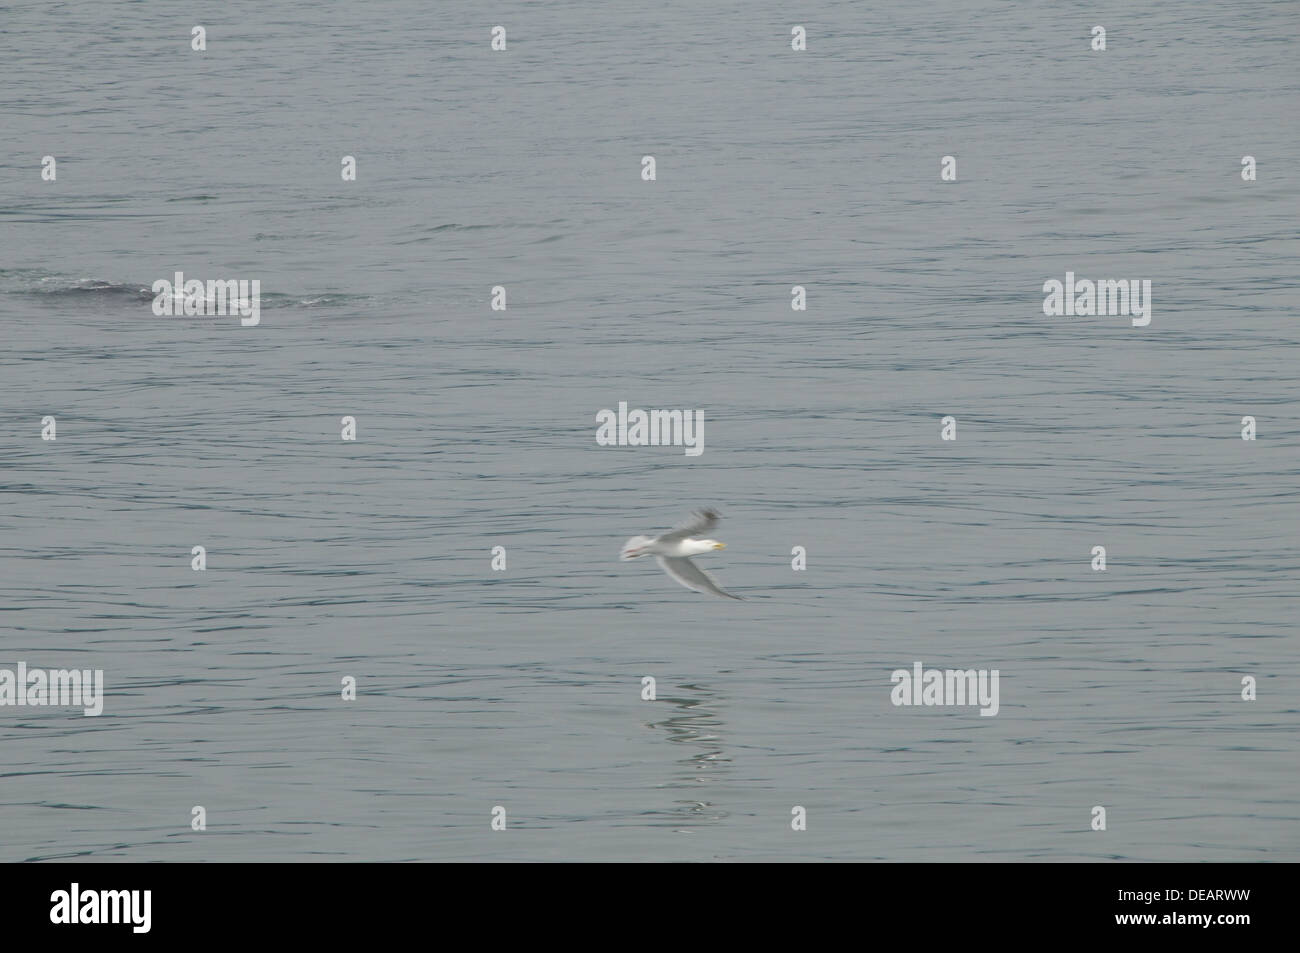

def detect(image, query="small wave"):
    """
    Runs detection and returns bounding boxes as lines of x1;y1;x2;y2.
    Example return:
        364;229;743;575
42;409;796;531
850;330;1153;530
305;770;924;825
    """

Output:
3;273;371;311
16;276;154;301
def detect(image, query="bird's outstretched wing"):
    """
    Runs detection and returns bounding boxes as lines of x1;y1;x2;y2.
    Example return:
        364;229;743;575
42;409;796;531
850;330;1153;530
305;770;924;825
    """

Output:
656;556;742;600
656;509;720;544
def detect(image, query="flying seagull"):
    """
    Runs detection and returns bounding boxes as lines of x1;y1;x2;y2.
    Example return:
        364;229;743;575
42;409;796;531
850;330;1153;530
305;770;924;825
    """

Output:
620;509;742;600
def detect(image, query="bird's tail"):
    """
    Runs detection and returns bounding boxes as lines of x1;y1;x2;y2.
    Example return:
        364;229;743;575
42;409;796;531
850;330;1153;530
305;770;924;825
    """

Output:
620;535;654;560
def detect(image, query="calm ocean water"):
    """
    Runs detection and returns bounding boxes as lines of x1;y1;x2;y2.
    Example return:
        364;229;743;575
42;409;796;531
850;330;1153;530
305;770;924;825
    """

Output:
1;1;1297;861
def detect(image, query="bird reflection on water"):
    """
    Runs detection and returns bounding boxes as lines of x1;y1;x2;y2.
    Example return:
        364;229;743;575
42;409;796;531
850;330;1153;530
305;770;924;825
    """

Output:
647;682;731;827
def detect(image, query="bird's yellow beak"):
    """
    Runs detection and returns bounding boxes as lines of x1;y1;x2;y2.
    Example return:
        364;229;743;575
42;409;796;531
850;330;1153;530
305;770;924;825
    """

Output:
713;542;726;550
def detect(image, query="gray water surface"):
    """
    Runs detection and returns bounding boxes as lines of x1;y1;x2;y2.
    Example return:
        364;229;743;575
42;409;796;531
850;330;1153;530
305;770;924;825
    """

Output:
1;1;1297;861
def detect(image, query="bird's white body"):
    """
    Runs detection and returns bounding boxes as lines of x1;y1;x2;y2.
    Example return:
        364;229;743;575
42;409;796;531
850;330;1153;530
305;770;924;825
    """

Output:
622;536;721;559
620;510;741;600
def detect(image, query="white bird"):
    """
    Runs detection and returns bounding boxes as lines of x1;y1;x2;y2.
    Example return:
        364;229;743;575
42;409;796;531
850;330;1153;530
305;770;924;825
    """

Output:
620;509;742;600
